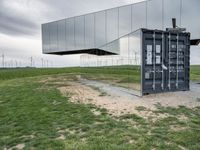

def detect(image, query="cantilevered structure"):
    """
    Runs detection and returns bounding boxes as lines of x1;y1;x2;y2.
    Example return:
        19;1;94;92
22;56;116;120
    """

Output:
41;0;199;96
42;0;200;56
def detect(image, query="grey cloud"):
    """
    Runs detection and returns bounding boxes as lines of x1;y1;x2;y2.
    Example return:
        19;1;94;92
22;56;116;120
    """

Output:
0;1;38;36
0;0;63;36
0;0;132;37
41;0;132;22
0;12;38;36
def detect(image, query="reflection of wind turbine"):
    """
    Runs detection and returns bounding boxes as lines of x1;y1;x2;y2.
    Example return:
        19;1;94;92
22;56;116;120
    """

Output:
1;53;5;68
134;51;138;65
41;58;44;67
30;57;33;67
15;60;18;68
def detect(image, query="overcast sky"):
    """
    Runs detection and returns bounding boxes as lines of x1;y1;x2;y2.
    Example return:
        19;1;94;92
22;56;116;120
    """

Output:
0;0;199;67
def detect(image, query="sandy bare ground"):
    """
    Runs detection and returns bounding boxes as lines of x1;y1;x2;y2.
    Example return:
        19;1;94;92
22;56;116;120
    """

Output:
58;79;200;117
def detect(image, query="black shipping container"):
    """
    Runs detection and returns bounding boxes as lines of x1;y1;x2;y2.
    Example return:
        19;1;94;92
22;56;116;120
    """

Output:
141;29;190;95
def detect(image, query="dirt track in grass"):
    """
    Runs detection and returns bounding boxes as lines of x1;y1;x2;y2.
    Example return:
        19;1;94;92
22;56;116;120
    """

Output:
58;79;200;118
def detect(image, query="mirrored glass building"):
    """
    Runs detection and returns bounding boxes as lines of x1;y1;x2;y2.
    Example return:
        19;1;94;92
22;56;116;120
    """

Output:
42;0;199;96
42;0;200;55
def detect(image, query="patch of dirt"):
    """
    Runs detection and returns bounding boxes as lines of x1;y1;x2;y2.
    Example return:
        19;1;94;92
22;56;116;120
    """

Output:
58;129;76;135
15;144;25;150
58;80;200;118
170;125;188;132
128;140;135;144
58;82;148;117
7;143;25;150
20;134;35;139
177;114;189;122
91;109;101;116
39;75;78;85
178;145;187;150
144;112;170;122
56;134;65;140
39;77;54;83
142;92;200;108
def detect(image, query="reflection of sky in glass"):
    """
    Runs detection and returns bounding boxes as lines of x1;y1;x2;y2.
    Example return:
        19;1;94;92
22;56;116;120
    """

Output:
120;37;129;56
58;20;66;52
66;18;75;50
43;0;200;65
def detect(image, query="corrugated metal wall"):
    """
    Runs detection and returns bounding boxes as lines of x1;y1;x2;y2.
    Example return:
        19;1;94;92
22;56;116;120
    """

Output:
142;29;190;95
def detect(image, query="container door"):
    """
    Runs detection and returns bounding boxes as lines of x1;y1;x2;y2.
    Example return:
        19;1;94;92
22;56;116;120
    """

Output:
165;33;190;92
142;31;164;94
142;29;190;95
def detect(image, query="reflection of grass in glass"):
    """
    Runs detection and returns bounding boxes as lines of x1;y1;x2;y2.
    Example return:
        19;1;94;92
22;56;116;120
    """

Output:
81;65;141;91
190;65;200;82
0;66;141;91
0;65;199;82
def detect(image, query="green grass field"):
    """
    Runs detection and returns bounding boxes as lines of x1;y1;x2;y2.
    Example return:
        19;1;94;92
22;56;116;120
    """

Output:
0;66;200;149
190;65;200;81
0;66;141;91
1;65;199;82
0;66;140;82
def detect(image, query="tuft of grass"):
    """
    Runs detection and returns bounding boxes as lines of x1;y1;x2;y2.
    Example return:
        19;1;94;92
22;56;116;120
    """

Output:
190;65;200;81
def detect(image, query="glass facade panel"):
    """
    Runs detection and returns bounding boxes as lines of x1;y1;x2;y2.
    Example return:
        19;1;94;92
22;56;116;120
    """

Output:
75;16;85;50
42;0;200;96
85;14;95;48
129;30;141;66
106;8;119;43
164;0;181;29
100;39;120;54
41;25;45;52
119;36;129;56
42;24;49;53
129;30;141;94
95;11;106;47
98;30;142;95
49;21;58;52
66;18;75;50
132;2;147;31
182;0;200;39
147;0;162;30
119;5;132;37
43;0;200;54
57;20;66;52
